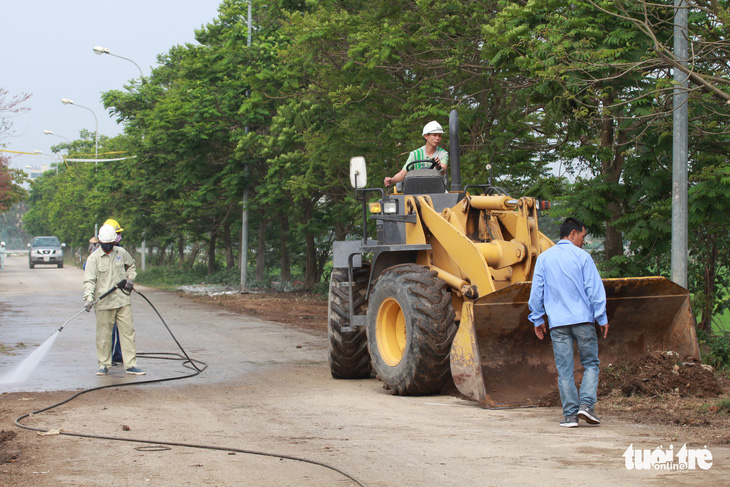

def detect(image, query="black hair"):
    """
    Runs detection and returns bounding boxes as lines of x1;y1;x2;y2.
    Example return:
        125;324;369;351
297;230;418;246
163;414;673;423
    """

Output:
559;217;585;239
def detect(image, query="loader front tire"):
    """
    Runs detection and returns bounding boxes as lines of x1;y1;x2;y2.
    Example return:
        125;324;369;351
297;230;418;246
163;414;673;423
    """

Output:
328;265;372;379
367;264;456;395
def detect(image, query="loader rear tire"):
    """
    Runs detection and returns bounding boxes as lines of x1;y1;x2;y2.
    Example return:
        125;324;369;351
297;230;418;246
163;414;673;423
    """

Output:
367;264;456;395
328;265;372;379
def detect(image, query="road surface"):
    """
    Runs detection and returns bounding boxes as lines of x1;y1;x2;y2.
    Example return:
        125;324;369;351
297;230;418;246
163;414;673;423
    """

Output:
0;254;726;486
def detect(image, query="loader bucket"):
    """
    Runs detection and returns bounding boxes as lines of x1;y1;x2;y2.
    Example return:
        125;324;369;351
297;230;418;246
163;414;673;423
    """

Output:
450;277;700;408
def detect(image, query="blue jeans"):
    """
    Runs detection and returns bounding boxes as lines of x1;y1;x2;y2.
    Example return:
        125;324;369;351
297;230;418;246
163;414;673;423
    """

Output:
112;323;123;363
550;323;599;417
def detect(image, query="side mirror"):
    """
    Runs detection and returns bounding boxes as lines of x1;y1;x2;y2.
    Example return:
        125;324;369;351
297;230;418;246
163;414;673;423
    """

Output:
349;156;367;189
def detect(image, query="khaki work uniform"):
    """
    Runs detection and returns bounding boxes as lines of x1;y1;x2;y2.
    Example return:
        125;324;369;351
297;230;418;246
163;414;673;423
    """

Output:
83;246;138;369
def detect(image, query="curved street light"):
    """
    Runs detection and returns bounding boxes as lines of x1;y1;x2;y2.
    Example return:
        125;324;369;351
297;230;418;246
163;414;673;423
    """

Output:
93;46;145;79
92;45;148;270
43;129;72;144
61;98;98;164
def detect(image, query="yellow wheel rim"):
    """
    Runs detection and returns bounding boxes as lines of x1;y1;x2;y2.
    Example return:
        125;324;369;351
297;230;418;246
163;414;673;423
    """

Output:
376;297;407;366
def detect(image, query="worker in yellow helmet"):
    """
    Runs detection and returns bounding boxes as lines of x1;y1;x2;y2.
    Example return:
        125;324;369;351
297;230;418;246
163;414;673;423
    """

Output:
104;218;124;246
103;218;125;365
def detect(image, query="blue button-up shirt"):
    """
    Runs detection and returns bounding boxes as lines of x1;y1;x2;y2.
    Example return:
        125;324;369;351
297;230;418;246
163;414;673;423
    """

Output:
528;239;608;328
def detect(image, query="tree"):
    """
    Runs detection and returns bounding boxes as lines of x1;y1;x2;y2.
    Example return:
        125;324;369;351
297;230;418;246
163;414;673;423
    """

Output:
486;0;730;327
0;156;28;212
0;88;31;212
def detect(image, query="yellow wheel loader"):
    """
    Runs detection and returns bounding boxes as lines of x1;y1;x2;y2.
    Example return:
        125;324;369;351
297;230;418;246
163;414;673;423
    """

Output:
328;111;700;407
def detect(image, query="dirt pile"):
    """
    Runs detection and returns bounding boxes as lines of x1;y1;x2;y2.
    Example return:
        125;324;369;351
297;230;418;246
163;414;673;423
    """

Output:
599;351;724;398
539;351;724;407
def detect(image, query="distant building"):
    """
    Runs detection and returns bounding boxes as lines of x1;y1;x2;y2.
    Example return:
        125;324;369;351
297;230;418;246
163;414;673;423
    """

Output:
24;164;49;180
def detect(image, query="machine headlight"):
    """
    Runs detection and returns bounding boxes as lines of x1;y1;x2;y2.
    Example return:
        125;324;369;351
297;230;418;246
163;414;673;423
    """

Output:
383;201;397;214
369;202;382;214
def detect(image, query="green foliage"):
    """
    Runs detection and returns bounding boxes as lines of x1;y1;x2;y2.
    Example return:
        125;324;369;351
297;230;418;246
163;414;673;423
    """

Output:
19;0;730;313
697;330;730;371
0;156;28;213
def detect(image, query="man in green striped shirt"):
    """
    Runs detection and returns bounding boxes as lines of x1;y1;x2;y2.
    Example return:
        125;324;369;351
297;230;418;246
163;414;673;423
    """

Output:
384;121;448;188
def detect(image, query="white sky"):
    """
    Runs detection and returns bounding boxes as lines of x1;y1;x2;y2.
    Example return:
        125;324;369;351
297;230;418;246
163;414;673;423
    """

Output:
1;0;223;171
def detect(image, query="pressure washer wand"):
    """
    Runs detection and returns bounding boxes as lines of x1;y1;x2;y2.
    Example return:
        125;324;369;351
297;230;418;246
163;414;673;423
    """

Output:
57;280;127;333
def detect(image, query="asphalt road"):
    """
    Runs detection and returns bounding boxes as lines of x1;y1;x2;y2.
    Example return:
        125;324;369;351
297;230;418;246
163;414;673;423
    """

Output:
0;254;727;486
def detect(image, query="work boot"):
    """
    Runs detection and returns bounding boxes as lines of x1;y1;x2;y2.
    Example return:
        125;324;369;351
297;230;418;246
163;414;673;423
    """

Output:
577;404;601;425
560;415;578;428
96;366;108;376
125;366;146;376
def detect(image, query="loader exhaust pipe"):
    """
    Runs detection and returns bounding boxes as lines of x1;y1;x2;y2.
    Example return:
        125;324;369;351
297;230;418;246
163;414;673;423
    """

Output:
449;109;461;192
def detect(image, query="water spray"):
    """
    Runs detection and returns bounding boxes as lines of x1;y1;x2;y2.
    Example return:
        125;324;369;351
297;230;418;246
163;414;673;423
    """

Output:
0;281;125;385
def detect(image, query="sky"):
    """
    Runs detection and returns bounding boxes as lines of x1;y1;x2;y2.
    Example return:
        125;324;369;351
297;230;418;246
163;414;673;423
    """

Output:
1;0;224;173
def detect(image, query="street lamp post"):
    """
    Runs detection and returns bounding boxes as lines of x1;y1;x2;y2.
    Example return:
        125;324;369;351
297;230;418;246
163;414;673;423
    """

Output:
43;129;72;144
61;98;99;237
92;45;147;271
43;131;70;174
61;98;98;164
93;46;145;80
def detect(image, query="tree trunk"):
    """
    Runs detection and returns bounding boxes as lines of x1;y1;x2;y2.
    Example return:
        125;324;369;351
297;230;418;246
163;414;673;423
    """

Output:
157;245;167;265
279;215;291;283
223;222;234;269
333;195;348;241
302;204;322;290
207;232;217;276
256;218;266;282
600;103;625;263
699;237;718;334
188;242;201;269
304;231;317;290
178;236;185;263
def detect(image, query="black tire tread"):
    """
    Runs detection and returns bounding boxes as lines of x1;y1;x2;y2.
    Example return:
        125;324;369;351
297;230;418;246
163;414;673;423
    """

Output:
368;264;456;395
328;265;372;379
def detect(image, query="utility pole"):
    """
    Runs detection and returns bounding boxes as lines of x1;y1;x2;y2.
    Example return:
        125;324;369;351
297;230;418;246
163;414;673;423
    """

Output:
240;0;252;293
672;0;688;288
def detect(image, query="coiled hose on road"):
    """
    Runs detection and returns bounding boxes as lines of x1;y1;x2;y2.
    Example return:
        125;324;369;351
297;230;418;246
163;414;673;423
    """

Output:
14;287;366;487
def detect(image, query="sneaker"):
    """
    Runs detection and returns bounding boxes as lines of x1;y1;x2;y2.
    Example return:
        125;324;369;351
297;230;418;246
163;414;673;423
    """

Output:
125;366;146;376
96;366;108;376
560;415;579;428
577;404;601;425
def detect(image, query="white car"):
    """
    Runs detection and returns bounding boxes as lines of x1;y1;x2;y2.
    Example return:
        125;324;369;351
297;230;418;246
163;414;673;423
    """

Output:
28;236;65;268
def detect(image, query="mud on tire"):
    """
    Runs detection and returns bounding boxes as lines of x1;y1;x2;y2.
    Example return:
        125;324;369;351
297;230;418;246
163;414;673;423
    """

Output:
367;264;456;395
328;265;372;379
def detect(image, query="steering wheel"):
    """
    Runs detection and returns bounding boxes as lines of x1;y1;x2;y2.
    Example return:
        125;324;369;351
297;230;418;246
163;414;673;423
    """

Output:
405;159;439;172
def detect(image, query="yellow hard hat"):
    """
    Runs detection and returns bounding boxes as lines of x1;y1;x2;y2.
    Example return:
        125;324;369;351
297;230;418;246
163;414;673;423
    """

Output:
104;218;123;233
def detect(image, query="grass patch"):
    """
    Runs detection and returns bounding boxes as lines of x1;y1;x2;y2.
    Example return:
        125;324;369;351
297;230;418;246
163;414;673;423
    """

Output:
700;397;730;415
135;265;242;291
135;265;319;294
713;308;730;334
717;397;730;414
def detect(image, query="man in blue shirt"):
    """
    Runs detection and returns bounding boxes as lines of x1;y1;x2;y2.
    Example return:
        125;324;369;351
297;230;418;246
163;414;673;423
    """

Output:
528;217;609;428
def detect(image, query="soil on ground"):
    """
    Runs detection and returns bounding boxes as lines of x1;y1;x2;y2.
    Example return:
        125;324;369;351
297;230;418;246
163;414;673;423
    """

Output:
194;291;730;446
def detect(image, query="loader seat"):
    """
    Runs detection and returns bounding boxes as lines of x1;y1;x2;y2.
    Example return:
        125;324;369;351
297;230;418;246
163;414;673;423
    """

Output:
402;168;446;194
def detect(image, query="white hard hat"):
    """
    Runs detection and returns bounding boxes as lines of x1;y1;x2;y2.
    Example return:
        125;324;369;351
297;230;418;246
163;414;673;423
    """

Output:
0;241;4;246
422;121;444;136
98;224;117;243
